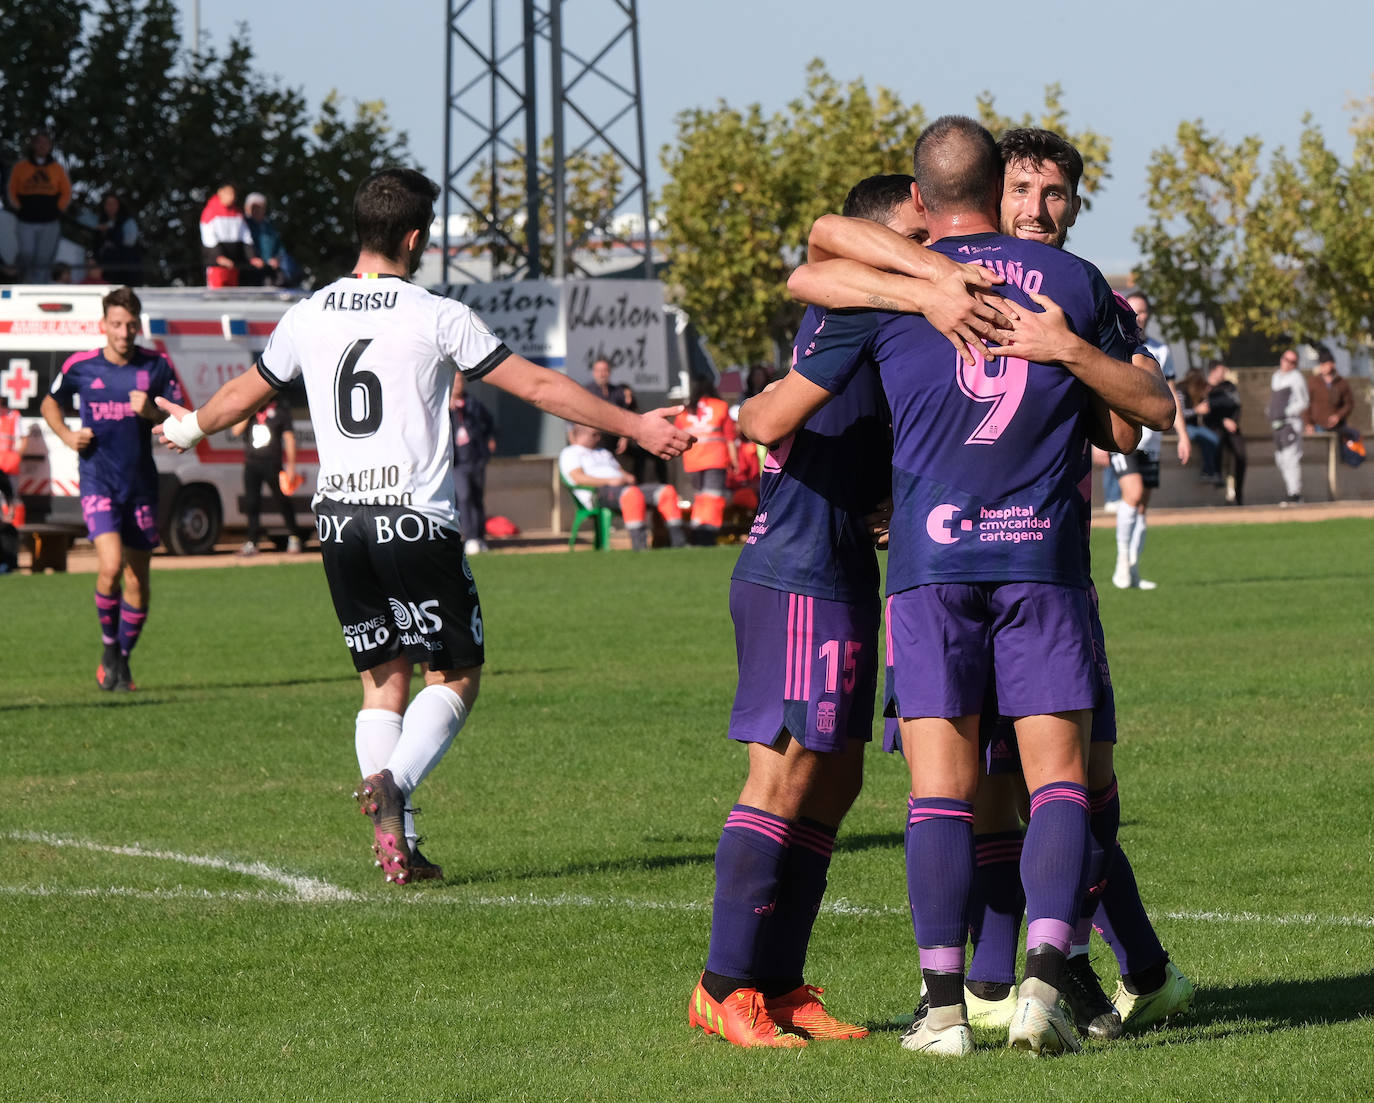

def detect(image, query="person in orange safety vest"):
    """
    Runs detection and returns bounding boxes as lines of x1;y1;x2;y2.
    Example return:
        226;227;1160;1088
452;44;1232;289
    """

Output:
674;377;738;545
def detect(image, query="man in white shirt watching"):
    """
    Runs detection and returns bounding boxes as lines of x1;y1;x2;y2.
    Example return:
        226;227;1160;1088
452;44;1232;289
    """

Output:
559;422;687;549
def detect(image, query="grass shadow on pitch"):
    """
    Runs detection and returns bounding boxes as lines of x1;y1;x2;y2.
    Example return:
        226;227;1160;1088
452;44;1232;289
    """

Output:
1116;971;1374;1049
441;850;717;888
0;673;360;713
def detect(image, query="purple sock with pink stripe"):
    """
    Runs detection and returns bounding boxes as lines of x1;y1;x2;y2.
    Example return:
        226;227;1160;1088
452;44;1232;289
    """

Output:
1022;781;1090;957
758;816;836;993
1075;777;1122;945
95;590;120;648
704;804;790;983
906;794;974;1003
1093;844;1166;976
117;599;148;657
968;831;1025;986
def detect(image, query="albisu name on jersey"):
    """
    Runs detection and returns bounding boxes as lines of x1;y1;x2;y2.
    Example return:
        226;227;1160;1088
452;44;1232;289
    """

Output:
320;289;400;312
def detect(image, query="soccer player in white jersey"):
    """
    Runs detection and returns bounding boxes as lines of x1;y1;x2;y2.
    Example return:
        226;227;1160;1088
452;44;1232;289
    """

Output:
156;167;693;884
1108;291;1190;590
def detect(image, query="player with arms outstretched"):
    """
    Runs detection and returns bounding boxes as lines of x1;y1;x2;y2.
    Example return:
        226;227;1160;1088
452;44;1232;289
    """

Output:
157;167;692;884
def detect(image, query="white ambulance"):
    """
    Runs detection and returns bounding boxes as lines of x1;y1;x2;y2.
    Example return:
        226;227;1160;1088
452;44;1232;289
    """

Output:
0;284;314;554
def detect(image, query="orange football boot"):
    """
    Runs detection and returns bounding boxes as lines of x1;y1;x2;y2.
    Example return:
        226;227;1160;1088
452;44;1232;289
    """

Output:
767;984;869;1040
688;977;807;1048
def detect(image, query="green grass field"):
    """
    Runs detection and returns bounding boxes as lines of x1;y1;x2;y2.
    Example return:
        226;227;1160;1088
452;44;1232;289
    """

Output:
3;519;1373;1102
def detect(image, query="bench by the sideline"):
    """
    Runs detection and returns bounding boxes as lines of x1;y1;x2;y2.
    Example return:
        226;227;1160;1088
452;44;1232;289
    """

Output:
18;522;86;572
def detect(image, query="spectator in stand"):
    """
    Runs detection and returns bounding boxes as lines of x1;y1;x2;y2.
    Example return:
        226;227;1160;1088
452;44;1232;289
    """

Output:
559;423;686;549
92;192;141;285
231;396;306;555
1269;349;1309;505
674;376;737;545
1178;367;1222;484
583;355;666;485
450;372;496;556
243;192;298;287
1305;346;1354;434
200;181;263;288
1199;359;1246;505
79;255;107;284
583;356;634;449
7;129;71;282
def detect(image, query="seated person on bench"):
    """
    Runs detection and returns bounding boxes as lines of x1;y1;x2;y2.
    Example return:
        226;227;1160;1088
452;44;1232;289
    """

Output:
558;422;686;550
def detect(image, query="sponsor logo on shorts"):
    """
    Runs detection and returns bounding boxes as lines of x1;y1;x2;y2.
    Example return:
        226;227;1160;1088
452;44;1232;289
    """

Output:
386;596;446;651
342;614;391;654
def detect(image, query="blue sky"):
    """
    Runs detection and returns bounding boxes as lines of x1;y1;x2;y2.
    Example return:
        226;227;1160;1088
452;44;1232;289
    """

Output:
179;0;1374;274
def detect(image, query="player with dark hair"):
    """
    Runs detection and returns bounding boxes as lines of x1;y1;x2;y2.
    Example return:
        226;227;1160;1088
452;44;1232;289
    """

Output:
785;126;1193;1041
157;166;693;886
740;115;1172;1057
41;286;182;691
689;173;918;1049
839;173;920;225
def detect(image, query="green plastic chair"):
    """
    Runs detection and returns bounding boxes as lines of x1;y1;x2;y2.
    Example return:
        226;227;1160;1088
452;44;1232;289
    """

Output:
560;469;614;550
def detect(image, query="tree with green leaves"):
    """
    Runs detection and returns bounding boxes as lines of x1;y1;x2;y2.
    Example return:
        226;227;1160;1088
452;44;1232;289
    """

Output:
1135;93;1374;369
0;0;413;286
1132;121;1264;367
658;61;1111;366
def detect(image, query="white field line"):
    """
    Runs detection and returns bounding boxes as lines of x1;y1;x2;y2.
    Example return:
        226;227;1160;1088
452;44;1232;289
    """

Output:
5;830;358;902
5;833;1373;931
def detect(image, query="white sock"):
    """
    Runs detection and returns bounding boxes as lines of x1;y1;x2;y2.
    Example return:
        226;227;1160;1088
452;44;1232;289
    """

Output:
1114;506;1134;565
355;709;402;778
386;684;469;796
1128;510;1147;567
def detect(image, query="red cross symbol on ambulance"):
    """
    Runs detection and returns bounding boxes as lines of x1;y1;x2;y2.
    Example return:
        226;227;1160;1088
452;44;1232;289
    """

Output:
1;360;39;409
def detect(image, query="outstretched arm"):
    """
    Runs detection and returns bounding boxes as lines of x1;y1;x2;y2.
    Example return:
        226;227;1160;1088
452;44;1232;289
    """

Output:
482;354;692;459
155;368;277;450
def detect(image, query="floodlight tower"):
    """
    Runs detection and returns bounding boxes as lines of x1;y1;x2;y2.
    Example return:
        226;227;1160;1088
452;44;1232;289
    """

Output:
441;0;653;283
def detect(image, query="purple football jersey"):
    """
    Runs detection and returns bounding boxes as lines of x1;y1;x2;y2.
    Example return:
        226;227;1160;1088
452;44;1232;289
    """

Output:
794;233;1134;593
50;346;182;498
731;305;890;606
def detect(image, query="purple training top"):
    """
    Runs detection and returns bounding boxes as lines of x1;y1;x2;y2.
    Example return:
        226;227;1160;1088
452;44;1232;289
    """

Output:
50;346;182;499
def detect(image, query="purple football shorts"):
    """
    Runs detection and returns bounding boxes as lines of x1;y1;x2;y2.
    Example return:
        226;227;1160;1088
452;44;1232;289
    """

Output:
883;581;1096;720
81;492;160;551
728;579;879;753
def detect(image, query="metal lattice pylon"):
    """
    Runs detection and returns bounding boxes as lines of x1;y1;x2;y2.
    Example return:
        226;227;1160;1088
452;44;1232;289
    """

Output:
441;0;652;283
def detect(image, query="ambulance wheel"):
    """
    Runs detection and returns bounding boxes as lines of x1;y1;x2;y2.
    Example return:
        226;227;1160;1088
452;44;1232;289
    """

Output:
166;484;222;556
